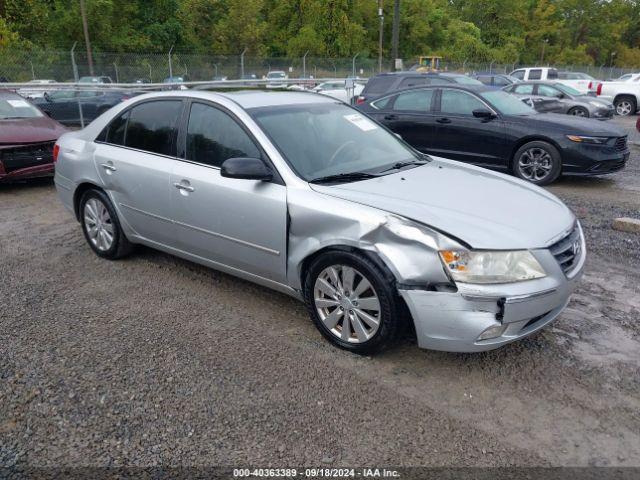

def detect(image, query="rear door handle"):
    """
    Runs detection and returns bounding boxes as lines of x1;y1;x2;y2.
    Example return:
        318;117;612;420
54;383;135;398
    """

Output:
436;117;451;124
173;182;195;192
384;114;398;121
100;163;116;171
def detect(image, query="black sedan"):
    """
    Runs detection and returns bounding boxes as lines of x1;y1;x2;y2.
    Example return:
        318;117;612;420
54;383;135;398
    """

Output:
32;89;135;125
357;85;629;185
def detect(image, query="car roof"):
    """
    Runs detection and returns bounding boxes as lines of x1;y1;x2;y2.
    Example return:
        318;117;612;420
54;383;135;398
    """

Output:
132;90;339;109
372;71;466;77
379;84;493;95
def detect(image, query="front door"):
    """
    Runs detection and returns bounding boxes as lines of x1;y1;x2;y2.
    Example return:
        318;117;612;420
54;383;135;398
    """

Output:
171;101;288;283
431;88;507;169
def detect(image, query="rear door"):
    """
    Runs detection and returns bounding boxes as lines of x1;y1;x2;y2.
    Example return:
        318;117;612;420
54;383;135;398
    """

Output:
368;88;437;153
94;99;184;246
170;101;288;283
431;88;507;168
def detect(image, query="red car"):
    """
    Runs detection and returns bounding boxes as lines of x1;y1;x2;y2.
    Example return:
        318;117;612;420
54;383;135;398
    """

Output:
0;90;67;182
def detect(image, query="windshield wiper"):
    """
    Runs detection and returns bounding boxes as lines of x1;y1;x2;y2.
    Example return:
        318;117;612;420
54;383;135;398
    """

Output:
310;171;379;184
378;159;429;174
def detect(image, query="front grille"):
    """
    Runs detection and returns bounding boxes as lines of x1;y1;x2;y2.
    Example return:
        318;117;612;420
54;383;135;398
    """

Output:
0;142;55;173
548;225;582;275
613;136;628;152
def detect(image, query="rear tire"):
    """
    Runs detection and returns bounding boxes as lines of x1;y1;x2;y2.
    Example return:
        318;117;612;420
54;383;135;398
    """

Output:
614;95;636;116
79;189;133;260
512;141;562;186
303;250;404;355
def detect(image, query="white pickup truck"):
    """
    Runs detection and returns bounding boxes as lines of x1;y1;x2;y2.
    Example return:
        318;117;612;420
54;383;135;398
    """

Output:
596;76;640;116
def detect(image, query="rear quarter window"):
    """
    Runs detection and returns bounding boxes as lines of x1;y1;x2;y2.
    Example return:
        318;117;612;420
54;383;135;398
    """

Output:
362;75;397;95
528;69;542;80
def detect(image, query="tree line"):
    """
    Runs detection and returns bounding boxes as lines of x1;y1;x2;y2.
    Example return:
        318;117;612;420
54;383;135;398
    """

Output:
1;0;639;67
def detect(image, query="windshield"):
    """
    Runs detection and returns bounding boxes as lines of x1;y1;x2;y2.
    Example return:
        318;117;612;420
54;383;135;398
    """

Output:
0;97;43;119
267;72;286;79
250;103;419;181
555;84;581;96
480;90;535;116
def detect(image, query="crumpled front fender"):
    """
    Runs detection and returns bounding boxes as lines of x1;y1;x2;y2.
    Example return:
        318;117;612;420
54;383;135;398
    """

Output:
286;188;463;291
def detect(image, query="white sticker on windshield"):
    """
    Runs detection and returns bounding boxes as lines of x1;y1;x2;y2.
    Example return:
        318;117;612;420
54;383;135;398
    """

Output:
344;113;378;132
7;99;30;108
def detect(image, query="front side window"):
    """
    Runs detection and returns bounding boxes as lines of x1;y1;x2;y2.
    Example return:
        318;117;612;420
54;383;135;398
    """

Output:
477;76;493;85
125;100;182;156
392;89;434;112
513;84;534;95
511;70;525;80
440;89;485;115
528;69;542;80
493;76;510;86
186;103;260;168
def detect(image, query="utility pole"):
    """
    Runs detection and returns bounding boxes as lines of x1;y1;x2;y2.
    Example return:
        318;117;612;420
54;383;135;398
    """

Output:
79;0;94;76
378;0;384;73
540;38;548;65
391;0;400;71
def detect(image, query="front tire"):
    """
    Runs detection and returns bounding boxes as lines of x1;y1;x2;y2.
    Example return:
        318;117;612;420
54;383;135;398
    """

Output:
303;251;404;355
512;141;562;186
80;189;133;259
568;106;589;117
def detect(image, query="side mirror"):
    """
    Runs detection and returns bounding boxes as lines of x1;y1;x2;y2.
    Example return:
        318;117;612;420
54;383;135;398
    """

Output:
472;108;496;120
220;157;273;181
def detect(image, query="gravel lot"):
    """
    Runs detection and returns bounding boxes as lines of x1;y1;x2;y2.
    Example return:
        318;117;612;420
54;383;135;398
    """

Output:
1;117;639;470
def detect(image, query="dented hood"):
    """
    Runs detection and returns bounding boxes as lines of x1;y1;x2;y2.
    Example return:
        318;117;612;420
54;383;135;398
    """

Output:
310;157;575;250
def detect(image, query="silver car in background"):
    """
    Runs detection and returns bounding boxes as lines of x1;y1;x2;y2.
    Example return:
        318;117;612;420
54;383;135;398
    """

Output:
54;91;585;354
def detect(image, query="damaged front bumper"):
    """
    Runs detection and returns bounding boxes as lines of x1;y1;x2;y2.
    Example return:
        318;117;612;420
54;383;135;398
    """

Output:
400;230;586;353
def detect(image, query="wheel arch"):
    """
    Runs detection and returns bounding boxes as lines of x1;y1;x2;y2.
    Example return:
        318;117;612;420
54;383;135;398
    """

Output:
613;93;638;111
73;181;106;221
508;136;563;172
298;245;397;293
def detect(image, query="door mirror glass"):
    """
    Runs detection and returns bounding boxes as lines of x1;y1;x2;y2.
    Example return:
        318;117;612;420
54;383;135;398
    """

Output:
472;108;495;119
221;157;273;181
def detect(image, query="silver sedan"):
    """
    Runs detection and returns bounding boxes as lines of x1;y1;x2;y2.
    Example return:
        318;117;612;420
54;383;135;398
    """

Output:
54;90;585;354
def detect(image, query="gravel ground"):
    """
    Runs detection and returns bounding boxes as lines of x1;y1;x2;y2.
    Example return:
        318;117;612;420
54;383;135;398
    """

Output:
1;125;639;470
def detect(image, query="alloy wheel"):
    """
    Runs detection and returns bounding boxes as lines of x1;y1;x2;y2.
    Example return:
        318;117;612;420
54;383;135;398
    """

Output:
616;101;632;116
313;265;381;343
517;147;553;182
84;198;114;251
570;108;587;117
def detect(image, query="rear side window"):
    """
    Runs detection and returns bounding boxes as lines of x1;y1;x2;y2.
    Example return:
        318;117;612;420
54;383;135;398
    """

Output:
392;89;434;112
511;70;525;80
125;101;183;156
104;111;129;144
493;76;510;86
363;75;396;94
398;77;427;89
186;103;260;168
547;69;558;80
528;69;542;80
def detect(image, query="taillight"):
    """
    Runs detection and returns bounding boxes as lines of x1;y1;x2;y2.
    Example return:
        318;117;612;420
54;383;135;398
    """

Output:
596;83;602;95
588;81;592;89
53;143;60;162
356;96;365;105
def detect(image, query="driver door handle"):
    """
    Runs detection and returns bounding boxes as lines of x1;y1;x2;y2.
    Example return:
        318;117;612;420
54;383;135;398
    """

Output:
173;182;195;192
100;163;116;171
436;117;451;124
384;114;398;121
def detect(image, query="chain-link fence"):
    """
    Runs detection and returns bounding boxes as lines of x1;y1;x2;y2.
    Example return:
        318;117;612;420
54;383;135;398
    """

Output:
1;49;638;83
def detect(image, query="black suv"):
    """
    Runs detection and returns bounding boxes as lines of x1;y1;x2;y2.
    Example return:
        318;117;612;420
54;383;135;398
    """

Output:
355;72;482;105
